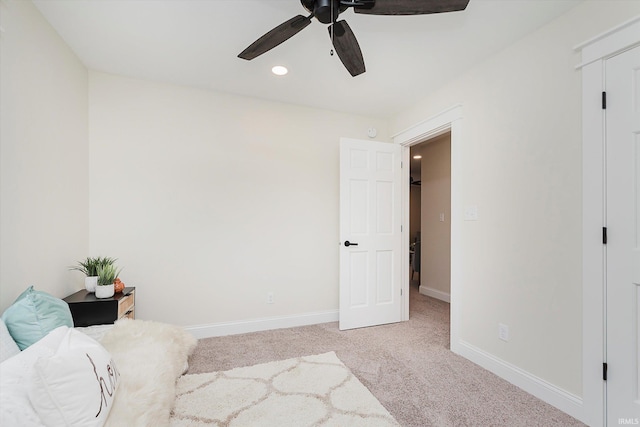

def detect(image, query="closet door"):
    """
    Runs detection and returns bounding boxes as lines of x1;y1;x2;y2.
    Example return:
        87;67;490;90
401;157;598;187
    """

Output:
605;44;640;425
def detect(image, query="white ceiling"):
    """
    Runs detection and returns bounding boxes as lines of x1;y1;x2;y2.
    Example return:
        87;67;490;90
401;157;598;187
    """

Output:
33;0;582;118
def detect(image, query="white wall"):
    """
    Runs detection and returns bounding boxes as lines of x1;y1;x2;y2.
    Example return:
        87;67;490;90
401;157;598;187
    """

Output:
88;72;389;327
0;0;89;311
391;0;640;398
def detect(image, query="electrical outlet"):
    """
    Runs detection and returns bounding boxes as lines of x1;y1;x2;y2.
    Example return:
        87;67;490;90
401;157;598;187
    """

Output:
267;292;274;304
439;212;445;222
498;323;509;342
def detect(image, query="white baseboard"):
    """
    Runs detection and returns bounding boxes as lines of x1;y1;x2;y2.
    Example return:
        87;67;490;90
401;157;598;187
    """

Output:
454;340;586;424
186;310;339;339
419;285;451;303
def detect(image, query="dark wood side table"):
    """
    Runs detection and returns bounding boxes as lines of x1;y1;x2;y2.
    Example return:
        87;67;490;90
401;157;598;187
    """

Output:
64;287;135;327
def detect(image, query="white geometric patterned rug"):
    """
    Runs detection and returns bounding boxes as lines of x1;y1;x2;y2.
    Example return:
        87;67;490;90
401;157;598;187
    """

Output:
170;352;399;427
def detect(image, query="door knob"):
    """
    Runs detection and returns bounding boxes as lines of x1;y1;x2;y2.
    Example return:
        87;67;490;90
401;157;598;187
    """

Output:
344;241;359;247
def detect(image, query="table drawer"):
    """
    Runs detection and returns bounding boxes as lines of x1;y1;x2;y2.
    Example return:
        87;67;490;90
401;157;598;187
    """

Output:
118;292;135;319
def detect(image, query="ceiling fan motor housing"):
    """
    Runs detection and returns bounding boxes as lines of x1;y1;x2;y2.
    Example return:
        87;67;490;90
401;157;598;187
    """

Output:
301;0;344;24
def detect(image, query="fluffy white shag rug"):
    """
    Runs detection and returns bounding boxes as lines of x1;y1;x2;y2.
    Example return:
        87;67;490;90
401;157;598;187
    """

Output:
170;352;399;427
100;319;198;427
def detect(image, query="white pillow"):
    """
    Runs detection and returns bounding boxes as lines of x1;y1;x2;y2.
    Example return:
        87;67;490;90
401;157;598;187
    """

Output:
0;326;68;427
28;328;119;427
0;388;46;427
0;318;20;362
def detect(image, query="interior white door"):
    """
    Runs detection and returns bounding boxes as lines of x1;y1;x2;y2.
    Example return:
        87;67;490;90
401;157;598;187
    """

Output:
339;138;402;330
606;44;640;424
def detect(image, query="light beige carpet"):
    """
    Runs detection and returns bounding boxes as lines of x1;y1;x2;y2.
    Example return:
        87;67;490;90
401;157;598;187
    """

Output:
170;352;399;427
188;284;585;426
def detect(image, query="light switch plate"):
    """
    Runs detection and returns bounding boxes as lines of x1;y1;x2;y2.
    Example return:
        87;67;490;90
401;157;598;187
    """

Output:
464;205;479;221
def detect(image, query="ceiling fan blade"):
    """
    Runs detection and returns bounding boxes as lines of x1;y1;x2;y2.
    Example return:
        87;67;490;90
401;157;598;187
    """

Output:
329;20;366;77
238;15;312;60
354;0;470;15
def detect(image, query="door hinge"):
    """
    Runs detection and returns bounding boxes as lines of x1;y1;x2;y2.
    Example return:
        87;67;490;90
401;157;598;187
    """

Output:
603;227;607;244
603;362;608;381
602;91;607;109
401;288;403;296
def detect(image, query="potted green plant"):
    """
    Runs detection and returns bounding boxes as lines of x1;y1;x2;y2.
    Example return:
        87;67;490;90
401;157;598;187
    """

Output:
95;263;122;299
70;257;116;293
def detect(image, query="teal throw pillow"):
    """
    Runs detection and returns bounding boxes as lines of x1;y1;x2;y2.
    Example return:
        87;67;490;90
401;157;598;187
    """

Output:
1;286;73;350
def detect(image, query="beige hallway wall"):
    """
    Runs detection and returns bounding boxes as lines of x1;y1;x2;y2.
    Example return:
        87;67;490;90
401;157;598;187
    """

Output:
419;134;451;298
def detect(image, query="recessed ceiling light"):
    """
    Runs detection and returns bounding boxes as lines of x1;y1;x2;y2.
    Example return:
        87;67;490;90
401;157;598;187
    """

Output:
271;66;288;76
413;155;422;159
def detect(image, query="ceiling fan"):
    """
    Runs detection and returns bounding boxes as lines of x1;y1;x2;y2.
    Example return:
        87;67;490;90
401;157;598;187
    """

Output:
238;0;470;77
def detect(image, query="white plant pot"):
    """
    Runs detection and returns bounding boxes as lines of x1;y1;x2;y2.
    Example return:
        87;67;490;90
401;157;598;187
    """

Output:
85;276;98;293
95;284;115;299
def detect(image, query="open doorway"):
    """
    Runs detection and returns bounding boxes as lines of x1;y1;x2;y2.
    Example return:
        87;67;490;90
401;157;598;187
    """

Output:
395;104;461;349
409;133;451;302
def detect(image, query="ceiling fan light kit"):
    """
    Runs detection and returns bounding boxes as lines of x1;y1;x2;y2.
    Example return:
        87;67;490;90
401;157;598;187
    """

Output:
238;0;470;77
